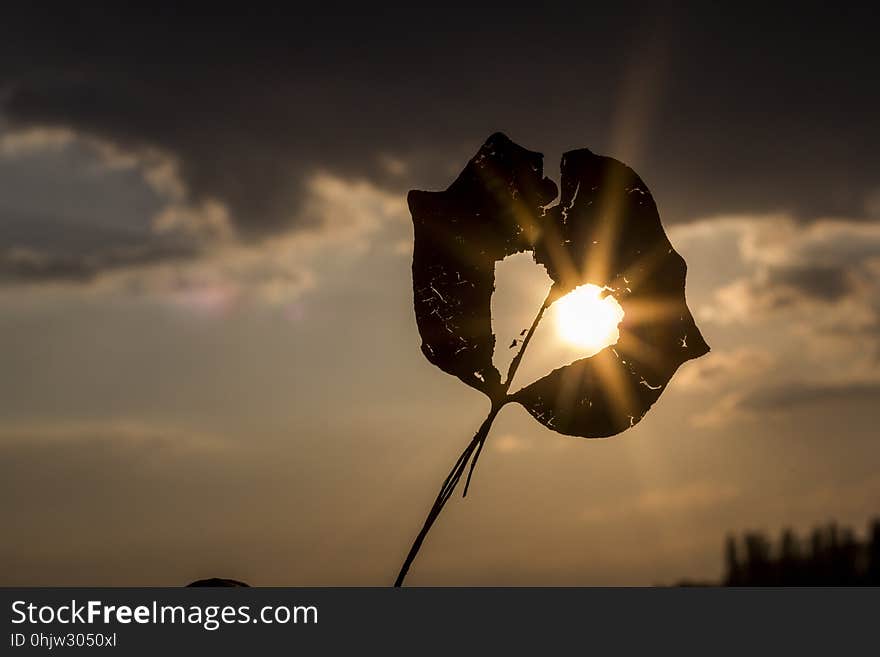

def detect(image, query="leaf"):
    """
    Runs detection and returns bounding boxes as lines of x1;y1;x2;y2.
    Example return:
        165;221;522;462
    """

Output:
409;133;708;438
409;132;557;399
398;139;710;584
516;148;710;437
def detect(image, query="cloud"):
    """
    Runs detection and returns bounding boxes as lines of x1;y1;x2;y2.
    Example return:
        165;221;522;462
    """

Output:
0;15;457;240
671;214;880;426
675;347;774;392
679;216;880;374
4;6;879;313
692;381;880;428
738;381;880;414
0;125;77;156
0;125;408;306
762;263;854;305
89;170;407;310
690;392;746;428
3;4;879;252
492;434;532;454
0;418;229;456
581;480;740;522
0;241;198;284
692;217;880;323
0;124;233;283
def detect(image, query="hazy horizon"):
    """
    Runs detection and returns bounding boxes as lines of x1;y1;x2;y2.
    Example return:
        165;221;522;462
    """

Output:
1;5;878;586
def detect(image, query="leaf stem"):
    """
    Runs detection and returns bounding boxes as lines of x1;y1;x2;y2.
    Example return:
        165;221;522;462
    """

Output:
393;404;500;587
503;289;553;391
462;288;553;497
394;288;554;586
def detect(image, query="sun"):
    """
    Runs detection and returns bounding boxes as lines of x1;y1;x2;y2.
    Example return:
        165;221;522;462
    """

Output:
554;284;625;352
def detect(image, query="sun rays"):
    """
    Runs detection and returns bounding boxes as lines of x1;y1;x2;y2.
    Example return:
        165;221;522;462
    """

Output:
554;284;625;352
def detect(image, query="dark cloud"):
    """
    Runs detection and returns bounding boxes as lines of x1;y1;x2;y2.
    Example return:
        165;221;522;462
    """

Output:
0;241;198;283
698;219;880;328
741;382;880;413
760;264;856;308
1;3;879;244
720;259;869;320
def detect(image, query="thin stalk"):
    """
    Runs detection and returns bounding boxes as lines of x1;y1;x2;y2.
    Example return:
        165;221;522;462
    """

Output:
503;290;553;390
394;288;554;586
393;405;499;587
462;289;552;497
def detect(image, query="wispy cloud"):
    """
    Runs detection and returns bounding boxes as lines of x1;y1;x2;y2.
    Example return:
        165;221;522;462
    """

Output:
675;347;774;392
492;434;532;454
0;418;230;455
581;481;740;523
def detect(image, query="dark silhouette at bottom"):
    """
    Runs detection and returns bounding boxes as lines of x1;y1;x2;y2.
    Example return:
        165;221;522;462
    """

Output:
679;516;880;586
187;578;249;587
185;517;880;587
723;517;880;586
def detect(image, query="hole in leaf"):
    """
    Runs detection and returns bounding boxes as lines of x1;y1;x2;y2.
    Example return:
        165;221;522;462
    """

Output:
490;253;626;391
511;286;625;391
490;252;553;376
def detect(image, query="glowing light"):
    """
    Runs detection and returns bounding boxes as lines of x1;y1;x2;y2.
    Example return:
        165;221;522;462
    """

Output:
555;284;625;352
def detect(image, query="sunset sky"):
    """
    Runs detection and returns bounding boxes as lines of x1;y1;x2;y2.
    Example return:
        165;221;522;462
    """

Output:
1;5;878;585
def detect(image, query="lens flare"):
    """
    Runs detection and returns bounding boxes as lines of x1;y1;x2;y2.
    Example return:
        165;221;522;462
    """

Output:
555;284;625;352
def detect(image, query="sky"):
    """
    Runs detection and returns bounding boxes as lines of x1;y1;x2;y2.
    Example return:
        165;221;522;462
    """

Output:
1;4;879;585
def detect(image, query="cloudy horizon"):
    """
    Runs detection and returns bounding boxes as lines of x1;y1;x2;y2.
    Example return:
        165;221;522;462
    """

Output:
1;5;878;585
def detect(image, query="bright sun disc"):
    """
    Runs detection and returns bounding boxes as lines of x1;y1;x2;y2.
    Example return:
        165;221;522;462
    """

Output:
555;284;625;352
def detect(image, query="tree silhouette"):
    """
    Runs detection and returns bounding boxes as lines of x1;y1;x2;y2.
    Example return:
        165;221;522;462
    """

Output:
720;517;880;586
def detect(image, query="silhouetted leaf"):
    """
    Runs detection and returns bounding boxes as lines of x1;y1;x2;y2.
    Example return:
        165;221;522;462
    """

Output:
410;133;708;438
398;137;709;584
409;133;557;399
516;148;710;437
